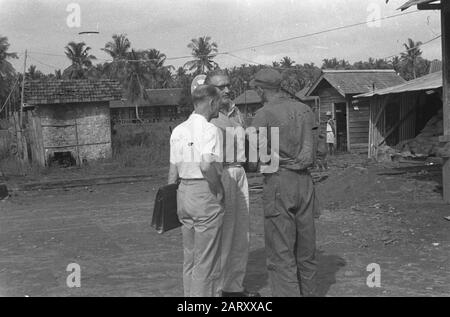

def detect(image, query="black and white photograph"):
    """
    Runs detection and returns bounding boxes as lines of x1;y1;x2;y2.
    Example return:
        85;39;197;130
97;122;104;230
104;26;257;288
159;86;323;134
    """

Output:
0;0;449;299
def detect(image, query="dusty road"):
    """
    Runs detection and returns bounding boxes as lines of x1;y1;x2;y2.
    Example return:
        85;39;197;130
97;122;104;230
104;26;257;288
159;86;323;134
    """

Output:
1;156;449;296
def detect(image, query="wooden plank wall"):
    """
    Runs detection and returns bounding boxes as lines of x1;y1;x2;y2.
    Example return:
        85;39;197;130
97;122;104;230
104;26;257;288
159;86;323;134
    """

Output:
348;99;370;152
399;92;417;142
368;92;418;159
316;87;346;134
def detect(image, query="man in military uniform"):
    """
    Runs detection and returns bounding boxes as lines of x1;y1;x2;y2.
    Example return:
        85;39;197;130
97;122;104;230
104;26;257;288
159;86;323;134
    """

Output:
248;68;318;297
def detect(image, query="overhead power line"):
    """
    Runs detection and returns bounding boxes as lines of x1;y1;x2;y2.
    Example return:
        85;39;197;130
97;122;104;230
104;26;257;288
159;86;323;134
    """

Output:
379;34;441;60
226;33;442;68
26;9;422;65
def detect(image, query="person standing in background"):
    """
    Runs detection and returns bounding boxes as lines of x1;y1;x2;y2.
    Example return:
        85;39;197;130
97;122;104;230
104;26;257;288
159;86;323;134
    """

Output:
326;111;336;156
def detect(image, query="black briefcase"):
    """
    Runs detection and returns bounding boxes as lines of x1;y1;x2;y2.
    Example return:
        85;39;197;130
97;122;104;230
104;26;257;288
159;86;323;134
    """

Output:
151;183;182;234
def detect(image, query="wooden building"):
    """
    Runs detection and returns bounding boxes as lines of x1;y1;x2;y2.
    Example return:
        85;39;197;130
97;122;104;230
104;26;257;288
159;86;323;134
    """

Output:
234;90;263;125
391;0;450;206
304;70;406;153
22;79;122;167
110;88;184;123
355;71;442;158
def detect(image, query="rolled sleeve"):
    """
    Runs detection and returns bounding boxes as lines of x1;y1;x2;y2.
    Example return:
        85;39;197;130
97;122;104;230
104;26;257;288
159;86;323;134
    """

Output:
201;125;221;160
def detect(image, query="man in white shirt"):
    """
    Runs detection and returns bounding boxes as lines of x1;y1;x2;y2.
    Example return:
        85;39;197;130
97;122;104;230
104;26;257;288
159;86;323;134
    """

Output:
168;85;224;297
326;111;336;156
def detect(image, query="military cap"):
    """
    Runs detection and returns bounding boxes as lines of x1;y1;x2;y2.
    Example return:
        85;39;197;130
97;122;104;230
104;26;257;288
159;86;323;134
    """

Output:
249;68;282;89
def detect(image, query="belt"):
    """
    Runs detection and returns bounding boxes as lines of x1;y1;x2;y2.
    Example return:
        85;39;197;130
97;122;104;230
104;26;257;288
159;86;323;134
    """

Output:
180;178;205;181
224;163;244;168
263;167;309;176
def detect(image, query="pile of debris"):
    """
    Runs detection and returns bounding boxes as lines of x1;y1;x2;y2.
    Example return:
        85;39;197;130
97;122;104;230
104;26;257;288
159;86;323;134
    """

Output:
377;109;450;162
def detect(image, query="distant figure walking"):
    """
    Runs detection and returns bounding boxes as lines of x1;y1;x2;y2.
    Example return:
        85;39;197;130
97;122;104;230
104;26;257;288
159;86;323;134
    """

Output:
326;111;336;156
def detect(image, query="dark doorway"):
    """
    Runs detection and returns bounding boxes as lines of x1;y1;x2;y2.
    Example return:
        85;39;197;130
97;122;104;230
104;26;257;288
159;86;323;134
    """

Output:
48;151;77;167
334;102;347;152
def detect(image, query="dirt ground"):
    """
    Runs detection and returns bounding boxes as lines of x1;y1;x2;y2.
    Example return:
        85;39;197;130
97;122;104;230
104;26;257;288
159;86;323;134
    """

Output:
0;154;449;297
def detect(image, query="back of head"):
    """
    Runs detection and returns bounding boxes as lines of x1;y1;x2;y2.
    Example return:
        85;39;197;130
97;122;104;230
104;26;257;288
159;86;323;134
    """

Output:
191;84;220;107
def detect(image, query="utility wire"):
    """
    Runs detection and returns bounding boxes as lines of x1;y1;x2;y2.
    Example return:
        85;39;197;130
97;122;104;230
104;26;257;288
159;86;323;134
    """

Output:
27;9;421;65
226;33;442;68
379;34;441;60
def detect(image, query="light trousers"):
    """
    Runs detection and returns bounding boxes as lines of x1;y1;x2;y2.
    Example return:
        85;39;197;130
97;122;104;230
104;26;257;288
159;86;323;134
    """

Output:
220;166;250;292
177;179;224;297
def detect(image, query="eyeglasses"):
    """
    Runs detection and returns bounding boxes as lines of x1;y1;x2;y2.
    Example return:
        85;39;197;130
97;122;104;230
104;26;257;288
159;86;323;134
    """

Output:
213;84;231;90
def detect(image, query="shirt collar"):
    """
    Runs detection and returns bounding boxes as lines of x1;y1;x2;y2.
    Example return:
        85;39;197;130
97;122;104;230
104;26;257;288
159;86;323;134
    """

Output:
190;112;208;122
227;103;238;117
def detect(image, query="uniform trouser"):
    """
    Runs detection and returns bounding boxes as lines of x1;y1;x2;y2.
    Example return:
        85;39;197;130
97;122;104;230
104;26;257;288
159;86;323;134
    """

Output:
263;169;318;297
220;166;250;292
177;179;224;297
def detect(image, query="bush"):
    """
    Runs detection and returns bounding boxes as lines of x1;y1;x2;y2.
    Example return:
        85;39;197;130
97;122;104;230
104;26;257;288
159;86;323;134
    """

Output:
111;121;181;168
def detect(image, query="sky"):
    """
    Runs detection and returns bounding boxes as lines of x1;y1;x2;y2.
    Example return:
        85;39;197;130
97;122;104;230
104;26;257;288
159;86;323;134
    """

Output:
0;0;443;74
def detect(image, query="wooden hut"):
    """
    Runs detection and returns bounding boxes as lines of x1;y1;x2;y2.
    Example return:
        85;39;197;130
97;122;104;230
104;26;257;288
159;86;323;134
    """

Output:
234;90;263;125
304;70;406;153
355;71;442;159
23;79;122;167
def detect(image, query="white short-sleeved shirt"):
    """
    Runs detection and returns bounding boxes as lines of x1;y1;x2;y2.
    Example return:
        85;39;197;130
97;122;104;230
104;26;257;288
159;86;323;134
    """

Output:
170;113;221;179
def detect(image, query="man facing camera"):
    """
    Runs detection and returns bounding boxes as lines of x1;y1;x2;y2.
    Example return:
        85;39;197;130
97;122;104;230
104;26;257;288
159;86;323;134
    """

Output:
206;70;260;297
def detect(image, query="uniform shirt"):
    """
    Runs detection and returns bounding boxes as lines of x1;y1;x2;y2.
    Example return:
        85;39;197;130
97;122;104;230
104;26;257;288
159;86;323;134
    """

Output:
251;93;316;172
210;104;246;166
170;113;221;179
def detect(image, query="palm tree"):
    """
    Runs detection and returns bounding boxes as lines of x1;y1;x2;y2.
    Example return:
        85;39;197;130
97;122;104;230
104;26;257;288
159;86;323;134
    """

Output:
102;34;131;79
102;34;131;60
63;41;96;79
121;50;151;122
184;36;218;75
27;65;44;80
280;56;295;68
400;38;423;79
0;36;18;109
0;36;17;79
144;49;174;88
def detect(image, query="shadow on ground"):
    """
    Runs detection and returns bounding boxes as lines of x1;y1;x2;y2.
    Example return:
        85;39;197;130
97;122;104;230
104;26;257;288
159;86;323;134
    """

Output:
315;251;346;296
243;248;346;296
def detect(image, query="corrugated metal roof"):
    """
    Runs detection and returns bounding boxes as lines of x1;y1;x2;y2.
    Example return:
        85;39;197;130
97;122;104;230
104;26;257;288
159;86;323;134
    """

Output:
25;79;122;105
306;69;406;97
396;0;439;10
110;88;183;108
354;71;442;98
234;90;262;105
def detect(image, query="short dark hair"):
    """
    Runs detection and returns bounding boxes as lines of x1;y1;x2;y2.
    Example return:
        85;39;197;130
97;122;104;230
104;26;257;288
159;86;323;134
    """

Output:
205;69;229;85
191;84;220;105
